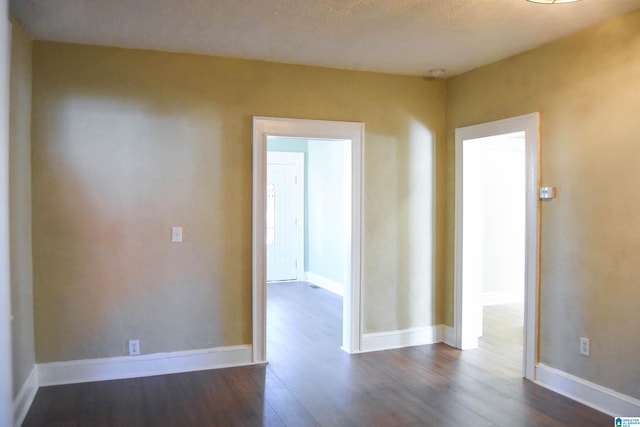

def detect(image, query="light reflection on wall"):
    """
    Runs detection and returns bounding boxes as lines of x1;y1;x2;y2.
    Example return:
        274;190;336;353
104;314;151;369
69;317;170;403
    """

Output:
406;119;435;326
363;119;435;332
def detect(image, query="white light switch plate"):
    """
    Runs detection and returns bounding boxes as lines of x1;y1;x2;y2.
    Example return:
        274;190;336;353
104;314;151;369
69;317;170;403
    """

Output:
539;187;557;200
171;226;183;243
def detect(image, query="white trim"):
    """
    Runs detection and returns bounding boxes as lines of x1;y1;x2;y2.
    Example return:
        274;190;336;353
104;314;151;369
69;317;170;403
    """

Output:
454;113;540;381
481;292;524;306
443;325;456;347
361;326;442;353
305;271;344;296
252;120;268;363
1;8;13;427
37;345;254;387
12;367;37;427
253;117;364;360
535;363;640;417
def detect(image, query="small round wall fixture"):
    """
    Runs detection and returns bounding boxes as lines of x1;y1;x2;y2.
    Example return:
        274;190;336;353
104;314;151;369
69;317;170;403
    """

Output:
527;0;581;3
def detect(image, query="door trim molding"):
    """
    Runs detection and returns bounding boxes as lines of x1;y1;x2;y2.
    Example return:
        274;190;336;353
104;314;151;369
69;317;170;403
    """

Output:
252;117;365;362
0;12;12;427
454;112;540;380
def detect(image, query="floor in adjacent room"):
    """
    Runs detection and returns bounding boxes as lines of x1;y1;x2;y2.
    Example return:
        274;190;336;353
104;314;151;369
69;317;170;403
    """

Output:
22;281;611;426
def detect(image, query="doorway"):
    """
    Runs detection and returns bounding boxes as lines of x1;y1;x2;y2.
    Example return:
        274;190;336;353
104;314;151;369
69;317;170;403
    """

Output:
454;113;540;380
252;117;364;363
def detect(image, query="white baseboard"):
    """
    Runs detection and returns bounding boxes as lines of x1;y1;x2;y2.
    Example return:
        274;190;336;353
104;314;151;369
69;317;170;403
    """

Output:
305;271;344;296
22;337;640;424
482;291;524;306
535;363;640;417
442;325;456;347
13;366;38;427
361;326;442;352
37;344;254;387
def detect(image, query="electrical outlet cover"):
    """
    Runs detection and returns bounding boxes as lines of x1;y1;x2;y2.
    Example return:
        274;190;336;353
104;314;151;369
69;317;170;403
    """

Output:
128;339;140;356
579;337;590;356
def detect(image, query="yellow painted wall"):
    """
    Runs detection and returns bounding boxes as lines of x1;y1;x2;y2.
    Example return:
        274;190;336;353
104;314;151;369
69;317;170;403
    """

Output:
31;42;446;362
446;10;640;398
9;18;34;398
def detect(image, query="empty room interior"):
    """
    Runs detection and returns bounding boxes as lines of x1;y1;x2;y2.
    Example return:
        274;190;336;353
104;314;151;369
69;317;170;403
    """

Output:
2;1;640;426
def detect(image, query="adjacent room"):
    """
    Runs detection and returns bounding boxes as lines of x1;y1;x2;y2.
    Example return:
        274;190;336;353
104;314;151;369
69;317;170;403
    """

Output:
2;1;640;425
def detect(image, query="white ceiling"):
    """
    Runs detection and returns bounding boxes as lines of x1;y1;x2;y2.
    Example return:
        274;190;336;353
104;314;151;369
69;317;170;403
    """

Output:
9;0;640;77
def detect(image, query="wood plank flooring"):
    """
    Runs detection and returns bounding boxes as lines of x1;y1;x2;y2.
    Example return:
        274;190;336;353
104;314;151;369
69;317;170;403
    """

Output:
22;282;611;426
478;302;524;375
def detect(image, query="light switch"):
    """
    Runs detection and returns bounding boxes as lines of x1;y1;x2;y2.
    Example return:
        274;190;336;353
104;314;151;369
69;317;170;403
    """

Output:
539;187;557;200
171;226;183;243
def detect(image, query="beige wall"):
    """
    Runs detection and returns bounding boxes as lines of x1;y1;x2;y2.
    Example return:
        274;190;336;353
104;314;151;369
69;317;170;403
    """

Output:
10;2;640;407
9;18;34;399
446;10;640;398
31;42;446;362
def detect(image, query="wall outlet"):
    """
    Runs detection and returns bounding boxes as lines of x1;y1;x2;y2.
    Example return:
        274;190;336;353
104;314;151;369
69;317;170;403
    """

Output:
579;337;590;356
128;339;140;356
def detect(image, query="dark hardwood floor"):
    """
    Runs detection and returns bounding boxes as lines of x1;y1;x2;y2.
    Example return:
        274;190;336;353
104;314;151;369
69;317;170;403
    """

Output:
22;282;611;426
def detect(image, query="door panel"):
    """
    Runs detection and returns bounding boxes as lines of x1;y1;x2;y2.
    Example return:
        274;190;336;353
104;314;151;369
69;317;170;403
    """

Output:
266;154;298;281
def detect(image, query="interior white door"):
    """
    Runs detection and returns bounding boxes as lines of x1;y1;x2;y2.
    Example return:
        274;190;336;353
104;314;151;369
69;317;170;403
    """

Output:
266;152;301;282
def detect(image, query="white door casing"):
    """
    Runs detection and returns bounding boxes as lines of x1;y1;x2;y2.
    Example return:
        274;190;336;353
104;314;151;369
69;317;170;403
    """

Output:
266;152;304;282
252;117;364;362
0;4;12;426
454;113;540;381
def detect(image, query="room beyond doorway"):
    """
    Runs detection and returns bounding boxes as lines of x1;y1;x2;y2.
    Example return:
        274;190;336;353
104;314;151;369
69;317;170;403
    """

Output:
252;117;364;362
266;281;343;362
454;113;540;381
463;131;526;376
266;137;350;297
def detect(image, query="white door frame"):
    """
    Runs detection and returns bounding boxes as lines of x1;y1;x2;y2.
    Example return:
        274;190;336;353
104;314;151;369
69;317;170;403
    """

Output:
266;151;305;282
252;117;364;362
0;5;13;426
454;113;540;380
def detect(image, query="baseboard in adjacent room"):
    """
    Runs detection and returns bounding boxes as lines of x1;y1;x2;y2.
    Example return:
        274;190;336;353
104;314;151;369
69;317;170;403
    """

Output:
13;366;38;427
37;344;254;387
304;272;344;296
481;292;524;306
535;363;640;417
361;325;443;352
